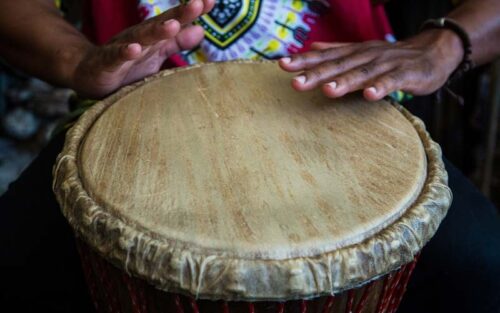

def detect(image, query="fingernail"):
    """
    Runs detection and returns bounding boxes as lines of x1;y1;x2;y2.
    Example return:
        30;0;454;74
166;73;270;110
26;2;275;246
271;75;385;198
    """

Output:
367;87;377;94
326;81;337;90
294;75;306;84
127;43;138;50
162;19;173;26
281;57;292;64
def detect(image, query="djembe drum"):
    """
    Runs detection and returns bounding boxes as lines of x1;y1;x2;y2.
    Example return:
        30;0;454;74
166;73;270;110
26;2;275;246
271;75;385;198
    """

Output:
53;61;452;313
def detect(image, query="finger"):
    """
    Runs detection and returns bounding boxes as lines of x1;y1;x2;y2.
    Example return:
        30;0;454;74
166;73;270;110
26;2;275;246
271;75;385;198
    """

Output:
124;43;142;59
320;62;397;98
201;0;216;14
123;19;181;46
310;42;352;50
96;43;142;72
126;0;203;46
290;51;378;91
363;69;409;101
280;41;387;72
175;25;205;50
279;45;359;72
151;0;205;25
160;25;205;56
177;0;205;24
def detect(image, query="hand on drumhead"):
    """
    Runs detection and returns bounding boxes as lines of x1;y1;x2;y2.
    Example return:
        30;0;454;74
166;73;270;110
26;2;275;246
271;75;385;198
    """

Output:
70;0;214;99
278;29;464;101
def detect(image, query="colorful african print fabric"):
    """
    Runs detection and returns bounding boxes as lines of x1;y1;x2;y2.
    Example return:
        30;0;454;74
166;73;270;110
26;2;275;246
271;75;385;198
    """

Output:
139;0;330;64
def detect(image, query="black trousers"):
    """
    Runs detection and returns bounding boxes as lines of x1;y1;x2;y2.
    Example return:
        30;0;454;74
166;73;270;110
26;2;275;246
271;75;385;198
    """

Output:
1;132;499;313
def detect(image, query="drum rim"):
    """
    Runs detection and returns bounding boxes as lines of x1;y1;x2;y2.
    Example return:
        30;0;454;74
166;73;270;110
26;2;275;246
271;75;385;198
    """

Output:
53;60;452;301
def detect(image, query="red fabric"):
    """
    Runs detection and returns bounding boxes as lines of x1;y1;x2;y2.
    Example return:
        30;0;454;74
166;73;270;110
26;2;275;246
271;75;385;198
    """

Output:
82;0;141;44
300;0;392;52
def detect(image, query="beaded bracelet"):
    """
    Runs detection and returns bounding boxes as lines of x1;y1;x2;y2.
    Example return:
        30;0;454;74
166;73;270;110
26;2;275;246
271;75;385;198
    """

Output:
420;17;474;105
420;17;474;81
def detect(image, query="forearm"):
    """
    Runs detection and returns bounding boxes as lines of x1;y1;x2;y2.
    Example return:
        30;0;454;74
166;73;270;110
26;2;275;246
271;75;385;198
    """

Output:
447;0;500;66
0;0;92;88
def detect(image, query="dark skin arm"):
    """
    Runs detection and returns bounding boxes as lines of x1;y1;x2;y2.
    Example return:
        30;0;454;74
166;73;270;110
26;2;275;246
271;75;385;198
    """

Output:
0;0;215;99
279;0;500;101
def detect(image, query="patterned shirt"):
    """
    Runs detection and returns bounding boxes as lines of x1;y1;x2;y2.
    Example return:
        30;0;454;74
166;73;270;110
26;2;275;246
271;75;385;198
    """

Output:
78;0;394;66
139;0;335;64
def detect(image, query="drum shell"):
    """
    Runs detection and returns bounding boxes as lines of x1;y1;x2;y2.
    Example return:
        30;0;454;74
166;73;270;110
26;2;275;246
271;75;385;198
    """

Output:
77;240;417;313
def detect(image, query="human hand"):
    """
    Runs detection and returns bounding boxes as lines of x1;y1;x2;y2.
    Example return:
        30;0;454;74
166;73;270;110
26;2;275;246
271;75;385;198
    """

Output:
70;0;214;98
279;29;464;101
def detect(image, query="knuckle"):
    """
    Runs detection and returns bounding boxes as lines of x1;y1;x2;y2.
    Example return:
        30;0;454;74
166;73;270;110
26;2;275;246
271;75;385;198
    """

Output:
363;45;379;54
398;59;416;69
359;66;371;75
339;75;355;86
329;58;346;69
373;50;393;62
128;27;141;41
317;48;331;56
291;53;306;63
368;40;385;46
318;48;337;59
300;51;326;67
387;72;402;84
376;76;393;91
306;67;327;81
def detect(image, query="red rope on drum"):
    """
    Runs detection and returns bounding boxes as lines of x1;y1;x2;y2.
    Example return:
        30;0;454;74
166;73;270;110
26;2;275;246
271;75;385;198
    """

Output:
301;300;308;313
190;298;200;313
276;302;285;313
174;295;184;313
381;265;406;313
222;301;230;313
93;251;120;313
75;241;100;312
124;273;142;313
353;282;375;313
248;303;256;313
375;272;394;313
322;296;335;313
345;290;355;313
388;255;420;313
136;279;149;313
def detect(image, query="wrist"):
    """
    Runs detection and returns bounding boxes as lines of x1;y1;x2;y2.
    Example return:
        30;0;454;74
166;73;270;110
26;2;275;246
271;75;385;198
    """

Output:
407;28;464;79
54;41;94;90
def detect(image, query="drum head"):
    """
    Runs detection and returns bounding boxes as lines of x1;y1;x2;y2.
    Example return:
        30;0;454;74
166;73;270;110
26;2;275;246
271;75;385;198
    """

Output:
54;61;451;300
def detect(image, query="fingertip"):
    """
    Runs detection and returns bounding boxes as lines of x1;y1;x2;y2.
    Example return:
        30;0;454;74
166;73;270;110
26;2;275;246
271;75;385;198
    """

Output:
203;0;216;13
181;0;204;23
363;86;383;101
125;43;142;59
291;75;308;91
187;0;203;11
162;19;180;29
294;75;306;84
160;19;181;37
175;25;205;50
322;81;344;98
280;57;305;72
281;57;291;64
279;57;293;70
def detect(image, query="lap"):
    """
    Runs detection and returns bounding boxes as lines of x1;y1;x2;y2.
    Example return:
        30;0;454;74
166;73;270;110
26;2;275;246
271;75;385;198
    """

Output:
400;159;500;313
0;132;93;313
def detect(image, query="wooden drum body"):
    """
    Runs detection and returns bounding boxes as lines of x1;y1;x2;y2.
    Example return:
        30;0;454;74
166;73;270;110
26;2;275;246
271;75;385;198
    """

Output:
53;61;452;313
